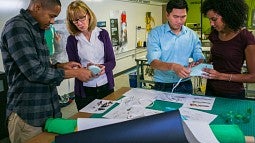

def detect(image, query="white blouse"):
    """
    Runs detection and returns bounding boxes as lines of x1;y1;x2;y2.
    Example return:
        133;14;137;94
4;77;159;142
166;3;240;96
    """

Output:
75;27;108;87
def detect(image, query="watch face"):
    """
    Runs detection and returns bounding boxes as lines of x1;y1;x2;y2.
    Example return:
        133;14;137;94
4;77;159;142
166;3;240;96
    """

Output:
0;80;3;92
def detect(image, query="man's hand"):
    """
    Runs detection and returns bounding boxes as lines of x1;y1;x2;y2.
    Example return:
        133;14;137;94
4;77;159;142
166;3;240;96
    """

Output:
172;63;191;78
188;59;204;67
58;62;82;70
75;68;93;82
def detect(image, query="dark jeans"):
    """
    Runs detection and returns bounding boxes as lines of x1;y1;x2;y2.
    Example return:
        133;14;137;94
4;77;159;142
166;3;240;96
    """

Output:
75;83;114;111
153;80;193;94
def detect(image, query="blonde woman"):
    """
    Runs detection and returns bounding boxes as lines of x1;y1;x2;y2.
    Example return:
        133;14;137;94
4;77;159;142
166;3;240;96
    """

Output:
66;0;116;110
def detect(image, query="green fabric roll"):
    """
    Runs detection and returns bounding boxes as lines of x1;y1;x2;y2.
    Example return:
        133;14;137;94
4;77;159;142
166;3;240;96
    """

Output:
44;118;77;134
210;124;245;143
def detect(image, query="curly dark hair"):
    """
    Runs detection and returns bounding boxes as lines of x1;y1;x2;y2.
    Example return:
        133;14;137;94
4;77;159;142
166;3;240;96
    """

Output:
201;0;248;31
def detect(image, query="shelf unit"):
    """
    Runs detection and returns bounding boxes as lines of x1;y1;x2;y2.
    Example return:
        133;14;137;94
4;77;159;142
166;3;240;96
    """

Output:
135;26;147;53
134;26;154;88
135;57;154;88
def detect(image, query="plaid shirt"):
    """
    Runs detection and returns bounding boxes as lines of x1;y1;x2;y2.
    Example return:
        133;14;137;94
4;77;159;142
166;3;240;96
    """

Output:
0;9;64;127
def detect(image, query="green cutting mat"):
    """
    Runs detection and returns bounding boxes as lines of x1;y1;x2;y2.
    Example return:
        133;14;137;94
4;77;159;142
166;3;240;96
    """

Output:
91;95;255;136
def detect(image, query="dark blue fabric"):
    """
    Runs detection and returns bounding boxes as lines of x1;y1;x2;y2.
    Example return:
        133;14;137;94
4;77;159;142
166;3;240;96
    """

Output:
55;110;188;143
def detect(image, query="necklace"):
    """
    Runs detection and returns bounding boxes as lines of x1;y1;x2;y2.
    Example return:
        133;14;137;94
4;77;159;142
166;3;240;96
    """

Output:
219;29;241;41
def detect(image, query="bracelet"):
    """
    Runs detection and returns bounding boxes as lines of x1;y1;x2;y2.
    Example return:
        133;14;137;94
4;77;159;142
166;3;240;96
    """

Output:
228;74;233;82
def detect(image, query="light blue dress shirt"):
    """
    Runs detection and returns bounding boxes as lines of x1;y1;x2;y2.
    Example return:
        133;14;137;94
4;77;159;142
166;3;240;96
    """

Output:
146;23;205;83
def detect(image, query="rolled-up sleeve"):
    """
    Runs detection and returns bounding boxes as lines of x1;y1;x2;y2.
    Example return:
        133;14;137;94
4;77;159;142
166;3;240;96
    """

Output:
146;29;162;64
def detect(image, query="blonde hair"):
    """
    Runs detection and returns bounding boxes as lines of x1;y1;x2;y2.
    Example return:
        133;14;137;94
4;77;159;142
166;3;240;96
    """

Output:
66;0;97;35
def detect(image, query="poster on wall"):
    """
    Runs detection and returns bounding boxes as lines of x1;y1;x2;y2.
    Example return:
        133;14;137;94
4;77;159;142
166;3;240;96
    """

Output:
120;11;127;47
110;10;128;54
110;18;119;47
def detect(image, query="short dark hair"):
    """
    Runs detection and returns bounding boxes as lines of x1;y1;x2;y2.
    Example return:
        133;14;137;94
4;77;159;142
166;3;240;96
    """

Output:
31;0;61;9
201;0;248;31
166;0;188;14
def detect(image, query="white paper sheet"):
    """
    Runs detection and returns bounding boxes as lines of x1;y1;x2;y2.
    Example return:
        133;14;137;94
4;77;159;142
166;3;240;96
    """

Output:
123;88;159;99
156;92;215;110
182;96;215;110
179;107;217;123
183;120;219;143
190;63;213;77
79;99;117;114
117;94;155;108
77;118;127;131
156;92;193;104
103;105;162;119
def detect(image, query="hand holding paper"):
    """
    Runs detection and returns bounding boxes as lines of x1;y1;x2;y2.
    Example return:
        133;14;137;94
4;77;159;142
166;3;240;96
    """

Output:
190;63;213;77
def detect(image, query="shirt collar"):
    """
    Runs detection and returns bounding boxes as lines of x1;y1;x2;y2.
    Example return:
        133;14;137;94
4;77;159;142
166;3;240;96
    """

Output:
75;27;102;42
20;9;40;29
164;22;187;36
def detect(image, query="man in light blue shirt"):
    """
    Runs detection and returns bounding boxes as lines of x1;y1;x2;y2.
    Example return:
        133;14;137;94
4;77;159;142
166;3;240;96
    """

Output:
147;0;205;94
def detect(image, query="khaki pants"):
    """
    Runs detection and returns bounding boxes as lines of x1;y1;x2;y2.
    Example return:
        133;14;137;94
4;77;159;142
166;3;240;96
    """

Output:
8;113;42;143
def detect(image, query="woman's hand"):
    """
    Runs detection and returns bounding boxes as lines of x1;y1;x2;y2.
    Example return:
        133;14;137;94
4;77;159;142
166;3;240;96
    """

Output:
96;64;106;76
202;68;220;79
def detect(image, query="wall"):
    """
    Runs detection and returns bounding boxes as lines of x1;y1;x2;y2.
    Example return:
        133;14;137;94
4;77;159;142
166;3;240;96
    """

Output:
186;0;201;25
0;0;162;72
246;0;255;28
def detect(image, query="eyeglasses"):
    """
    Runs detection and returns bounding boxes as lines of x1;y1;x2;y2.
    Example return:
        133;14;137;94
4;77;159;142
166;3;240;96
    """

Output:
72;15;88;24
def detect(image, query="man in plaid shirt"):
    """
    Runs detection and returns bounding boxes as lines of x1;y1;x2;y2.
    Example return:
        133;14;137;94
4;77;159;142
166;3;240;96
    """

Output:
0;0;94;142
